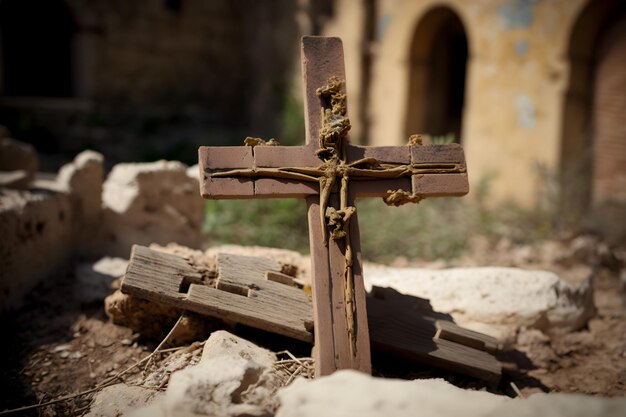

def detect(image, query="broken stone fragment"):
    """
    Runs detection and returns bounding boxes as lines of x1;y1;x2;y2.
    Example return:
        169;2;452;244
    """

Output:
57;150;105;255
364;266;595;346
276;370;626;417
85;384;164;417
101;160;204;256
129;331;280;417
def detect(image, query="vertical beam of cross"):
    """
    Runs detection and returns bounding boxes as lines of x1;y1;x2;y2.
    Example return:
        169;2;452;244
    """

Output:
301;37;371;375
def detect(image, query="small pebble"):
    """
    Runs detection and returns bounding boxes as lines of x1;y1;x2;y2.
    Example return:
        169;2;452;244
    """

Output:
69;351;83;360
59;351;70;359
121;339;132;346
53;344;72;353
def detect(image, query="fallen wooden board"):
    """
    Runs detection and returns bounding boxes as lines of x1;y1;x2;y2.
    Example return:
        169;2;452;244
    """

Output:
121;245;314;342
121;246;501;382
368;287;501;384
435;320;498;355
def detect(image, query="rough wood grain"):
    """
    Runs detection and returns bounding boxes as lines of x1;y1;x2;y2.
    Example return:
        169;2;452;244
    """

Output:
412;173;469;196
301;36;373;375
121;246;313;342
410;144;467;165
307;195;337;375
327;194;354;370
346;145;411;164
347;187;372;373
121;245;199;303
254;145;321;168
435;320;498;355
254;178;319;198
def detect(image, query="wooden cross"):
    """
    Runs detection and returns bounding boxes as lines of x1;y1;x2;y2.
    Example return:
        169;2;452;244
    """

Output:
198;36;468;376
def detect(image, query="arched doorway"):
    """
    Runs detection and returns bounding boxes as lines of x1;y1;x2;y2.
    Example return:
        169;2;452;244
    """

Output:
405;7;468;143
561;0;626;239
0;0;75;97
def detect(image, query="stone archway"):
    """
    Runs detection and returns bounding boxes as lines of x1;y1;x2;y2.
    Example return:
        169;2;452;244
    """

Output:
0;0;76;97
404;6;468;143
561;0;626;239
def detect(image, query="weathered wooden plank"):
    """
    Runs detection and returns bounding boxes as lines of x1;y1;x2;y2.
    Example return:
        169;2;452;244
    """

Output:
217;252;282;280
266;271;297;286
327;194;354;370
412;173;469;196
217;253;312;317
201;177;255;199
254;145;321;168
123;246;500;382
199;146;254;170
302;35;373;375
346;145;411;164
121;245;313;342
435;320;498;355
347;188;372;373
186;284;311;341
301;36;346;147
350;178;412;197
198;146;255;199
306;196;337;375
253;178;319;198
122;245;199;303
410;144;466;165
367;290;501;384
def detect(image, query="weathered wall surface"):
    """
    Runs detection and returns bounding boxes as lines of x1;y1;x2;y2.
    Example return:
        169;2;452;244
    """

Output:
62;0;299;131
592;15;626;205
368;0;587;206
0;148;103;310
0;137;204;310
100;160;203;257
0;186;74;308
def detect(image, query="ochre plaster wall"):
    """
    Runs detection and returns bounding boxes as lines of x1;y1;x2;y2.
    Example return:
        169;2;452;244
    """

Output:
369;0;589;206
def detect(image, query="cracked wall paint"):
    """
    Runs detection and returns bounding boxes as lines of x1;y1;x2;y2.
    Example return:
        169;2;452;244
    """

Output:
515;40;529;55
498;0;538;29
377;13;391;40
370;0;589;206
515;95;536;129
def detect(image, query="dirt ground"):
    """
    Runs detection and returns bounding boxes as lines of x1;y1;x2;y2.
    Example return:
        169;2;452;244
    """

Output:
0;236;624;416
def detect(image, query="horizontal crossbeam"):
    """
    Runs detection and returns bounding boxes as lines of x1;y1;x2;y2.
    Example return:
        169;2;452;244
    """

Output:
199;143;467;199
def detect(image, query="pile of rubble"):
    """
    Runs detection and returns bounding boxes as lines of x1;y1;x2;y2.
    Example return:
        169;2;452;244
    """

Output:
2;135;625;416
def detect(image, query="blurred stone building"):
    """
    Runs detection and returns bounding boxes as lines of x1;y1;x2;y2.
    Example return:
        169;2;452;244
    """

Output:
325;0;625;237
0;0;624;237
